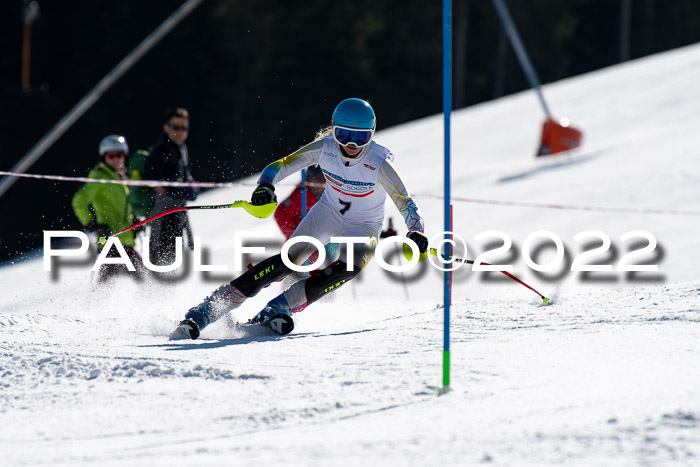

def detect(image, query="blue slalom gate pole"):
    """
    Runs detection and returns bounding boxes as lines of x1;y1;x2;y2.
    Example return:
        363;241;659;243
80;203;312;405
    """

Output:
442;0;452;393
300;168;307;219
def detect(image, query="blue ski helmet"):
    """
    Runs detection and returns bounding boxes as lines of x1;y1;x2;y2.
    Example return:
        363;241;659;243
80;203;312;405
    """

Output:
332;98;376;130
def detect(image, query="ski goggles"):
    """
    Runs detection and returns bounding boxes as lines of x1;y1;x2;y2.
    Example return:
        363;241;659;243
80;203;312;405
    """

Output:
105;152;126;159
332;125;374;148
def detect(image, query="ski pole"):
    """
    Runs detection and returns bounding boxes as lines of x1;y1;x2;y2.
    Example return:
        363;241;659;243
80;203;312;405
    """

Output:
109;200;277;238
403;244;550;304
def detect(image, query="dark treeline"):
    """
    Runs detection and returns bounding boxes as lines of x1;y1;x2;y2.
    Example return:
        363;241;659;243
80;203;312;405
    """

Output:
1;0;699;260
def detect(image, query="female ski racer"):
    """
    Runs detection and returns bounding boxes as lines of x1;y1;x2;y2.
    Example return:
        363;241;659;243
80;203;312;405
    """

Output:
170;98;428;339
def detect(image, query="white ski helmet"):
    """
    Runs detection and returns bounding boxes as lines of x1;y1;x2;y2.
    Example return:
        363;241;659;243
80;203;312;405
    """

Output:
98;135;129;156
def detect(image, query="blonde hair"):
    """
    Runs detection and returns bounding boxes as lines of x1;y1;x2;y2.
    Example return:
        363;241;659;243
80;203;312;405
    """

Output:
314;126;332;141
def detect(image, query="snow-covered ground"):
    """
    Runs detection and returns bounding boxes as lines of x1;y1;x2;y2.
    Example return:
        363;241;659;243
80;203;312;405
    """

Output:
2;42;700;466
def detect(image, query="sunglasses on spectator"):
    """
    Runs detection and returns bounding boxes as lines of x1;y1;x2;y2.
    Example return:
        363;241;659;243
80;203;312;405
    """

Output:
168;123;190;132
105;152;126;159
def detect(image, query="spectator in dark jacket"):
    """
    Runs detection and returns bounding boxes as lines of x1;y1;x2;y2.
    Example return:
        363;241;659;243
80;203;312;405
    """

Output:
146;107;198;265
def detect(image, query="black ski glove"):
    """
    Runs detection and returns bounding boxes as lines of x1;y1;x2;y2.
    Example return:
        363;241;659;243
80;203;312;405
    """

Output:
406;231;429;254
251;183;277;206
86;221;111;238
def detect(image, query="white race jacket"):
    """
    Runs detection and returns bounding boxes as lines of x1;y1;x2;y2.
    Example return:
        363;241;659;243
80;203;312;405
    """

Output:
258;135;424;232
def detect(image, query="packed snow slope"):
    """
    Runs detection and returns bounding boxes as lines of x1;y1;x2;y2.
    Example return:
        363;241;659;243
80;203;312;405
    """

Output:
2;43;700;466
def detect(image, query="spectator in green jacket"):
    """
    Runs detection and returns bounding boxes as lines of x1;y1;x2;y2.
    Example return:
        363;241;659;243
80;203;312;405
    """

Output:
72;135;144;279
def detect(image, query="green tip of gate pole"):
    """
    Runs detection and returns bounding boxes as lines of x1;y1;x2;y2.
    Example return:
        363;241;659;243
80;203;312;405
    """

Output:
440;350;450;395
542;297;550;305
98;236;107;247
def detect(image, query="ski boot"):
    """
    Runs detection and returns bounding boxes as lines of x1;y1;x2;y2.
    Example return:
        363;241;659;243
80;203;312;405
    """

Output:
170;284;247;340
249;294;295;335
169;319;200;340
